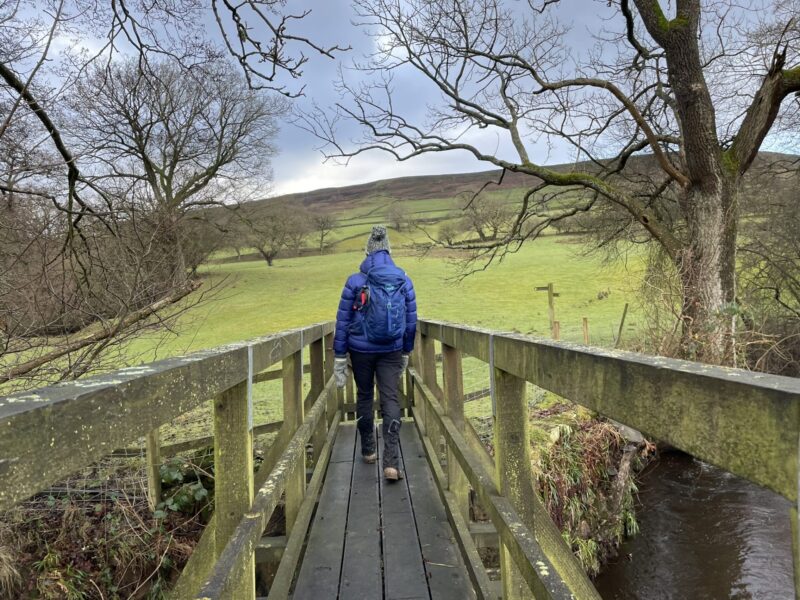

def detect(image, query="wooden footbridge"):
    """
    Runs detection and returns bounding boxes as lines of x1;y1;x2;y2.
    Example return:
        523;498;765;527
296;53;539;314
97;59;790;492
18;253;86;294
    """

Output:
1;319;799;598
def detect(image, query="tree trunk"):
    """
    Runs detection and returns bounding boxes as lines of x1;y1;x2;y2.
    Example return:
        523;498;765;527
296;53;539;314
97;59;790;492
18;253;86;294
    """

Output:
255;247;275;266
165;211;188;287
676;181;739;364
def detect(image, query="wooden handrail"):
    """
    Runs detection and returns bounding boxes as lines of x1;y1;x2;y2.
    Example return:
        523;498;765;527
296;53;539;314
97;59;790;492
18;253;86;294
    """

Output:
418;319;800;502
0;321;334;512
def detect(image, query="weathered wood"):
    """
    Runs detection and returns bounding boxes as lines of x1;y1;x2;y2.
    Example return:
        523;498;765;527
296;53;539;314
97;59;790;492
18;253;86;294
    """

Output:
469;522;499;550
213;381;255;599
339;425;382;600
420;333;445;464
792;506;800;599
310;338;325;399
310;339;326;464
283;350;305;535
113;420;283;458
169;514;217;599
493;367;534;600
293;424;356;599
378;427;430;600
268;412;340;598
421;319;800;502
254;535;286;565
465;418;495;480
442;344;470;524
410;417;492;600
0;321;333;512
252;363;312;384
582;317;590;345
412;372;598;600
324;332;335;381
145;428;161;511
345;374;355;419
420;332;440;396
195;380;330;598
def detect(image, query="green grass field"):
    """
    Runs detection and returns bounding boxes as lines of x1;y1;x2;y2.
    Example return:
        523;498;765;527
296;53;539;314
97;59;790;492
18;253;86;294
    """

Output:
133;234;641;361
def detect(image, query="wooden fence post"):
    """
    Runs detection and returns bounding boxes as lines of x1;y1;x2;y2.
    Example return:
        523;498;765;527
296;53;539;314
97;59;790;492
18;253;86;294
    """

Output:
283;349;305;534
324;332;338;426
310;338;326;464
615;303;629;348
553;321;561;341
213;380;255;598
442;343;470;523
345;374;355;421
410;330;426;435
493;366;536;600
792;506;800;598
145;429;161;511
324;332;334;381
582;317;590;345
420;332;443;459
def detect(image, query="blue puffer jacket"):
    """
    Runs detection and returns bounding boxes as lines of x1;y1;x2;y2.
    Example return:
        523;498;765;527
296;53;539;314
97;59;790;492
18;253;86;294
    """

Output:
334;250;417;356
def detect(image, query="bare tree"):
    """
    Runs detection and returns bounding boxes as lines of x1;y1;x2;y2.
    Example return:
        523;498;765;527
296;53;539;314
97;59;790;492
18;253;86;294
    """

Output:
68;58;283;281
246;202;310;266
312;213;338;251
301;0;800;364
460;195;515;241
387;203;411;231
438;220;460;245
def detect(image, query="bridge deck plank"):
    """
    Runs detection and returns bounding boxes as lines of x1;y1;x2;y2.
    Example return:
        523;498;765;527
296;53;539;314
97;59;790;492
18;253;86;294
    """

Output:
400;425;477;600
379;426;430;600
292;421;475;599
338;423;383;600
291;424;356;599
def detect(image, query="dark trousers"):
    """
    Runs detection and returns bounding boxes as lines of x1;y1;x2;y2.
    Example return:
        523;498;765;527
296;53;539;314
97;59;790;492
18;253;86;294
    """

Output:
349;350;403;469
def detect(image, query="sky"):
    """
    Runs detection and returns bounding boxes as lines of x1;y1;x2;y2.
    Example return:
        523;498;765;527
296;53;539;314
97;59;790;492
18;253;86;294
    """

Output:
44;0;795;197
268;0;606;195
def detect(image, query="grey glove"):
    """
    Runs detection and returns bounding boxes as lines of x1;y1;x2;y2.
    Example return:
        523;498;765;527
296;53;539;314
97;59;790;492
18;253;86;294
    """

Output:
400;354;409;378
334;356;348;388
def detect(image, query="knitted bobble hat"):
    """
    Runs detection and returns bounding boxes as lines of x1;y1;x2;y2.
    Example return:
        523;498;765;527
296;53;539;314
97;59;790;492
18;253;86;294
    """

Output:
365;225;391;254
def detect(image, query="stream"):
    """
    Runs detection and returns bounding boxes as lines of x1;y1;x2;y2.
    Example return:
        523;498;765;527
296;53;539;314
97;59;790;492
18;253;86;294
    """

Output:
594;451;795;600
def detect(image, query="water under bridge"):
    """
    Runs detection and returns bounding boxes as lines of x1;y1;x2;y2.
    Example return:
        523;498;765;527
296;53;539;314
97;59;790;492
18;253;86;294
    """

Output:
1;319;798;599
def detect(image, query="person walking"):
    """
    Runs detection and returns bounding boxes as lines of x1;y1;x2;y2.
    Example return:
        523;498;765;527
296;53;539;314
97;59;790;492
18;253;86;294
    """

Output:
333;226;417;481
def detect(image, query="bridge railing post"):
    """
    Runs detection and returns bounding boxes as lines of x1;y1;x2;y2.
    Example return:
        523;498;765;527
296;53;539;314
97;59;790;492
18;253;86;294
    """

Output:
793;504;800;598
213;380;255;599
324;332;338;427
420;332;443;462
310;338;326;465
442;343;470;524
409;330;426;436
283;349;305;534
345;371;355;420
493;365;536;600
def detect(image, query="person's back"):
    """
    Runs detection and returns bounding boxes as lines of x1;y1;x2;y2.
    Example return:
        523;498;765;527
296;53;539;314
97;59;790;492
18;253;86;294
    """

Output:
333;226;417;480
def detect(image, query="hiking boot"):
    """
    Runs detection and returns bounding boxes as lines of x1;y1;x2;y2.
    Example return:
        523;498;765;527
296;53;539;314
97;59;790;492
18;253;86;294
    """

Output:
383;467;404;481
361;433;377;464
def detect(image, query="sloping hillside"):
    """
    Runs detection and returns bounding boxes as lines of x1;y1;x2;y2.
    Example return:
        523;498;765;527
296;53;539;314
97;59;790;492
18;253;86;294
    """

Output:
250;151;799;215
